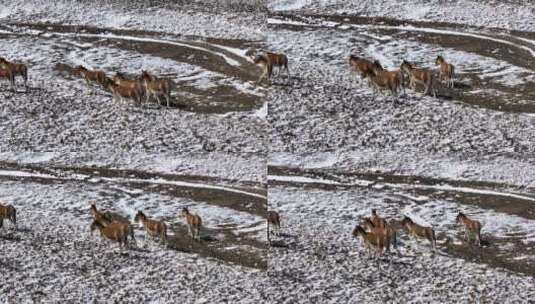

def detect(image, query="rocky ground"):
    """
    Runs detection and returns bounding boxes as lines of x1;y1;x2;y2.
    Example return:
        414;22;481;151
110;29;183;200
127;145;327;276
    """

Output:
265;1;535;302
2;0;535;302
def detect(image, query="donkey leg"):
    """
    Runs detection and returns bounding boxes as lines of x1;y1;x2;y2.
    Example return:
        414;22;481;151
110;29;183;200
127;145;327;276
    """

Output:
10;77;16;92
145;91;151;104
130;230;137;247
257;71;267;85
10;215;16;230
197;227;201;241
161;230;166;244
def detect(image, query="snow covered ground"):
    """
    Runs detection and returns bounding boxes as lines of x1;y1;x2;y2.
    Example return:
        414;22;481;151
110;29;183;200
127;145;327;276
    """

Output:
0;23;267;173
2;0;535;302
264;3;535;301
268;0;535;33
267;14;535;187
0;151;266;183
0;168;267;302
1;0;267;40
268;182;535;303
0;2;269;302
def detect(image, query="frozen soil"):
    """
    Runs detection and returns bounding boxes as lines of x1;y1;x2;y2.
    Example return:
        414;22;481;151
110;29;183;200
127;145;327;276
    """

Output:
0;167;268;303
268;183;535;303
268;0;535;33
0;2;270;301
266;14;535;187
0;151;267;183
1;84;265;154
2;0;535;302
0;20;267;155
265;10;535;301
1;0;267;41
0;1;268;176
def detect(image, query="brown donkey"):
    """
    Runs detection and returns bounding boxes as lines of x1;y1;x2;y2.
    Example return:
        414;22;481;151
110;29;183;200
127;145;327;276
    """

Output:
370;209;387;228
348;55;375;84
0;57;28;92
134;210;167;244
253;52;289;84
400;60;436;97
180;207;202;240
363;61;402;97
401;216;436;251
73;65;106;88
267;210;281;244
0;202;17;230
106;79;143;105
435;55;455;88
90;220;130;249
362;211;398;251
253;54;272;84
89;203;113;227
352;225;389;258
139;70;171;107
89;203;136;246
112;72;142;89
456;212;482;246
371;61;405;95
266;52;289;78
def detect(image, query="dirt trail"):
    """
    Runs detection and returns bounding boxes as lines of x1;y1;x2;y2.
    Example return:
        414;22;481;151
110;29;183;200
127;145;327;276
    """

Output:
268;165;535;276
269;165;535;219
0;162;267;269
0;22;265;114
268;14;535;114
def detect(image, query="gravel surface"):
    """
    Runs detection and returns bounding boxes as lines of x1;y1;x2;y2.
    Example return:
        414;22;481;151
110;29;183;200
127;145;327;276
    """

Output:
268;0;535;32
2;0;535;302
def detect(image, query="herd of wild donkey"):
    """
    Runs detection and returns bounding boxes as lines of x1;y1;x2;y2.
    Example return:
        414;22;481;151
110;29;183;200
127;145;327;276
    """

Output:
252;50;455;98
0;56;172;107
0;201;202;249
268;208;482;260
2;50;469;257
1;198;481;257
2;47;453;107
258;50;477;260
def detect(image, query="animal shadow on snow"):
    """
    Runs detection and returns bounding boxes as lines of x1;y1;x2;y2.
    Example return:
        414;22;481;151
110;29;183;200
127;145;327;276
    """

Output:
269;240;290;248
0;233;21;242
0;83;37;93
198;234;218;242
0;225;30;242
451;80;472;90
277;232;298;239
270;237;299;250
